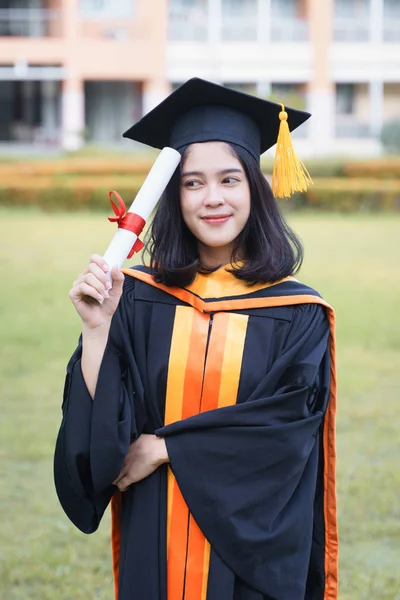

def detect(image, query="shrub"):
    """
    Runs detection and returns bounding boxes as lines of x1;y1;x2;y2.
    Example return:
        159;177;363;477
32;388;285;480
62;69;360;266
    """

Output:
342;158;400;179
1;176;400;212
261;157;345;178
0;176;144;211
303;178;400;211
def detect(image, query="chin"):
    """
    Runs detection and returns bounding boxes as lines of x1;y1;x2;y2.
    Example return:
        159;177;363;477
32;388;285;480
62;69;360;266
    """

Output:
198;235;236;249
196;227;239;248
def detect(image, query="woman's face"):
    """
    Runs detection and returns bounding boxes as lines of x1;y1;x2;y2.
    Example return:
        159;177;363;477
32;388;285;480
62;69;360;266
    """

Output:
180;141;251;264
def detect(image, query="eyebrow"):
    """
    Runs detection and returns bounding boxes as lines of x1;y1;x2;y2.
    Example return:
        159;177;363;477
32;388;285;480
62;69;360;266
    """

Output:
181;168;243;178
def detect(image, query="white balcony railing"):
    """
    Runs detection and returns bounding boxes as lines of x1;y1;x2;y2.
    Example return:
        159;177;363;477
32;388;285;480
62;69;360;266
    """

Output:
333;17;370;42
270;18;308;42
221;15;258;41
334;17;400;43
0;8;60;37
168;10;309;43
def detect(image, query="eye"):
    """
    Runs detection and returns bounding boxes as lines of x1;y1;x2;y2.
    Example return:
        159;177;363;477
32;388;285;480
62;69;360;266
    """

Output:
222;177;239;184
183;179;202;188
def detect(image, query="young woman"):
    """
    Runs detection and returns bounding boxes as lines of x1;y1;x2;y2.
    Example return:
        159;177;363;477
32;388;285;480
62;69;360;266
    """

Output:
54;78;338;600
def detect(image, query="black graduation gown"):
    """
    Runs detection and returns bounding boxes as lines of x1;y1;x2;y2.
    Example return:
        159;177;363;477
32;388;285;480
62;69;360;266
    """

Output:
54;266;338;600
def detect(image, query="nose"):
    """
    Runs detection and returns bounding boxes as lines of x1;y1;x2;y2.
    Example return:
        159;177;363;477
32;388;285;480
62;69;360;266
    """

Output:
204;183;225;207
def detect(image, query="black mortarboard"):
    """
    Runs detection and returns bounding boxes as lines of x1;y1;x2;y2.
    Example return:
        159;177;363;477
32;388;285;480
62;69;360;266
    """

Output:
123;77;310;162
123;78;313;198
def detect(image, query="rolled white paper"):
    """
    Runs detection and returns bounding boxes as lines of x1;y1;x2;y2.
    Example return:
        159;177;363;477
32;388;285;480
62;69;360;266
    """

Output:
103;147;181;270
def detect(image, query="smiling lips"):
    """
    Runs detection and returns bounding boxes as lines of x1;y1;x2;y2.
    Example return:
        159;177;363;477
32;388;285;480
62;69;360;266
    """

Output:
201;214;232;225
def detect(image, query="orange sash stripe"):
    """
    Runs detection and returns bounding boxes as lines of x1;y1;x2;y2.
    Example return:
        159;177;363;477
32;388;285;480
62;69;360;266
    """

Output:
184;312;227;600
165;308;210;600
111;491;122;600
200;312;230;413
321;308;339;600
214;312;249;410
184;515;209;600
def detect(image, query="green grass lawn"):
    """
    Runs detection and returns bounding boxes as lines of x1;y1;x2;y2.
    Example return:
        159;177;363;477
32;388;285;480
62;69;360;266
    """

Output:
0;208;399;599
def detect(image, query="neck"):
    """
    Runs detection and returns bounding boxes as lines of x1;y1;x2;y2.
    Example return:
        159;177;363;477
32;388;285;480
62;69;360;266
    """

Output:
198;243;245;269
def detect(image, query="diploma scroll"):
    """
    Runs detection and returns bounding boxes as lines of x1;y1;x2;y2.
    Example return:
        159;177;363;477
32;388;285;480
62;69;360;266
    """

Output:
103;147;181;269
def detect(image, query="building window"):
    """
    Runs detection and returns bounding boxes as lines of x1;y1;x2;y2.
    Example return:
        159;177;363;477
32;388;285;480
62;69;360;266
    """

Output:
168;0;208;41
334;0;369;18
222;0;257;14
80;0;133;18
270;83;306;110
384;0;400;17
336;84;355;115
169;0;207;9
221;0;257;41
271;0;298;18
333;0;370;41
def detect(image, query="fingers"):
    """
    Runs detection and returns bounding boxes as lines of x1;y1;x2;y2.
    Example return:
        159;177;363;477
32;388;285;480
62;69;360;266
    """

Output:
87;261;112;289
80;272;111;297
70;281;105;304
90;253;110;273
114;476;130;492
113;467;127;486
113;466;132;492
84;257;124;294
70;256;114;302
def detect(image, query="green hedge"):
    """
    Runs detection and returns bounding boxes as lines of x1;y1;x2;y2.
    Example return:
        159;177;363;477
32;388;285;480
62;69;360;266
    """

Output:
341;158;400;179
292;178;400;211
0;176;144;211
1;155;399;181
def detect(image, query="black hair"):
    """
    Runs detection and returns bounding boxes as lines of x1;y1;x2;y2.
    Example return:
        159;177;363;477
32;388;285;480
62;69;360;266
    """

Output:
145;142;303;287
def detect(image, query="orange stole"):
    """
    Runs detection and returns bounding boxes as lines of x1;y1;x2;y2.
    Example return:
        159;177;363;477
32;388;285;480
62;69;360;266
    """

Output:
165;307;249;600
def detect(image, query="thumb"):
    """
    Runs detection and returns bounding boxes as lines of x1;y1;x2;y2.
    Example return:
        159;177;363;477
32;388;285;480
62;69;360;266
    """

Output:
110;265;125;291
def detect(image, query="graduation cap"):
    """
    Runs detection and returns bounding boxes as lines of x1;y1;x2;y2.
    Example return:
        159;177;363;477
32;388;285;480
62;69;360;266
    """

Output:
123;77;312;198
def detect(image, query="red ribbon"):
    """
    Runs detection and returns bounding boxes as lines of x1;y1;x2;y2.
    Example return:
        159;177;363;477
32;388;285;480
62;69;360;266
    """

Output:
108;190;146;258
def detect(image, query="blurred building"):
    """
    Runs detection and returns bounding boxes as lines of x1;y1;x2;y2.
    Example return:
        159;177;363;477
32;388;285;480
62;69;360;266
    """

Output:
0;0;169;151
0;0;399;156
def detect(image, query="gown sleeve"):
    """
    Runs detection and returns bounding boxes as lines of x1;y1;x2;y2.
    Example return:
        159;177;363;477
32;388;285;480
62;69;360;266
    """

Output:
53;277;145;534
155;303;332;598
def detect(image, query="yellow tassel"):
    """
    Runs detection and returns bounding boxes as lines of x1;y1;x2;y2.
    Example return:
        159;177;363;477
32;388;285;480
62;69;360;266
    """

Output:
272;105;313;199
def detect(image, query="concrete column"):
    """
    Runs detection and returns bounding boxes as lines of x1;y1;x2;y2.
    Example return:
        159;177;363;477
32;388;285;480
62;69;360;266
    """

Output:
256;81;272;99
60;0;83;150
306;0;335;154
61;0;79;40
306;89;336;151
369;79;384;137
208;0;221;46
142;79;172;116
61;77;84;150
257;0;271;43
370;0;384;43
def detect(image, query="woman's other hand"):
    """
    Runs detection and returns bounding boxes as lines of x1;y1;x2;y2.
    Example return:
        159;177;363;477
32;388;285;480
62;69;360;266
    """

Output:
113;435;169;491
69;254;124;330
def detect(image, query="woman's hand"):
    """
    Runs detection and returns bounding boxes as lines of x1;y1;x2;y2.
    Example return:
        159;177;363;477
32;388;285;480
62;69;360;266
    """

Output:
113;435;169;492
69;254;125;330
